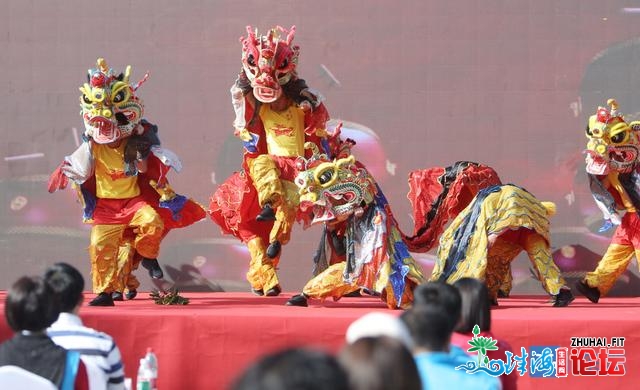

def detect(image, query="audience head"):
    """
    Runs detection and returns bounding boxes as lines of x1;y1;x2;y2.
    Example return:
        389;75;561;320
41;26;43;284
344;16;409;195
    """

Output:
231;347;350;390
4;276;60;333
345;312;413;350
338;336;421;390
412;281;462;330
453;277;491;333
401;306;454;352
44;262;85;313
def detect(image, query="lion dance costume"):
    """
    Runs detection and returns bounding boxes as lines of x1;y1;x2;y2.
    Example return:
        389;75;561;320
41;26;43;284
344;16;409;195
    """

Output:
576;99;640;303
430;184;574;307
285;140;426;309
209;26;332;296
48;58;206;306
287;153;511;308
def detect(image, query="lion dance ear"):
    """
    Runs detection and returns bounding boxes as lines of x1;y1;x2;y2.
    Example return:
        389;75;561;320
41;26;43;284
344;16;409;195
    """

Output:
541;201;556;217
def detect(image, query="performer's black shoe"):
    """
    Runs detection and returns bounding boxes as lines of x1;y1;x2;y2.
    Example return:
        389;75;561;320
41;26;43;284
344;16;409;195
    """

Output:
286;294;308;307
265;285;281;297
575;280;600;303
490;297;499;307
125;289;137;300
251;288;264;296
362;288;381;297
343;290;362;298
141;258;164;279
256;204;276;222
89;292;115;307
552;288;575;307
497;290;510;298
111;291;124;301
266;241;281;259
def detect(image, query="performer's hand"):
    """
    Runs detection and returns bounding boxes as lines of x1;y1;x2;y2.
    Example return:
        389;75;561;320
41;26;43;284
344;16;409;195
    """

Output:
47;163;69;193
150;179;176;201
299;100;312;112
234;127;254;142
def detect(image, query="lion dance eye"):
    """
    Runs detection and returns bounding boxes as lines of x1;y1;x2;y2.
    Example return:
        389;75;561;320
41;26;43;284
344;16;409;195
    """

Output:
279;58;288;69
113;90;126;103
585;125;593;137
318;170;333;185
247;54;256;67
611;132;626;144
82;94;92;104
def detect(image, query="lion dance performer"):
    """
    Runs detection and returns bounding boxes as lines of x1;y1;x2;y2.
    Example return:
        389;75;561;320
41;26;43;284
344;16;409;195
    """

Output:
285;140;509;308
430;184;575;307
286;140;426;309
576;98;640;303
48;58;206;306
209;26;332;296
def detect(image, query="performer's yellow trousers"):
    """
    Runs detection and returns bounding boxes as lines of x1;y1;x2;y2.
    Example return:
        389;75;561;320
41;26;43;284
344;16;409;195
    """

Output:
114;233;141;293
247;154;297;244
248;155;283;208
584;243;640;296
302;262;360;301
89;205;164;293
246;237;280;292
485;232;566;299
302;262;417;309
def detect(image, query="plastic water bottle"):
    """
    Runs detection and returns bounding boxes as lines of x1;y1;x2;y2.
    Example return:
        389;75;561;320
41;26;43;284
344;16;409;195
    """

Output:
136;358;152;390
137;348;158;390
144;348;158;390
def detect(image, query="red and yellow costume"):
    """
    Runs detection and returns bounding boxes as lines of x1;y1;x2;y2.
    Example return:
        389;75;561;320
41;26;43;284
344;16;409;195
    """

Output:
209;26;332;295
48;59;205;304
577;99;640;302
286;158;505;308
430;184;572;306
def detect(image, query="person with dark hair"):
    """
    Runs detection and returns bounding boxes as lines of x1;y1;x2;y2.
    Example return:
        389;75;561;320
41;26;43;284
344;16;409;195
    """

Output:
44;262;126;390
0;276;89;389
230;347;350;390
401;282;500;390
412;281;462;329
338;336;421;390
451;278;517;390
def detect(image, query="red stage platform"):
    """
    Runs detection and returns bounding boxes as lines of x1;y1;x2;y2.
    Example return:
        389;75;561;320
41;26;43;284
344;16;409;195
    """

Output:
1;292;639;390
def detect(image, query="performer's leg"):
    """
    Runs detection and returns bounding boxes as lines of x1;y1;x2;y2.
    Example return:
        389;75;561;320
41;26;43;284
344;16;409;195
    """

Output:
266;183;298;258
498;267;513;297
521;231;568;295
583;243;635;296
130;205;165;279
246;237;280;295
248;155;283;220
124;256;141;300
120;246;141;299
112;233;135;301
485;238;521;302
302;262;359;301
89;223;126;304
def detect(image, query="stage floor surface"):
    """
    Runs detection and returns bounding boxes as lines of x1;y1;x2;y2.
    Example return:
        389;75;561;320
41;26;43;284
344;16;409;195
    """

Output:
1;292;639;390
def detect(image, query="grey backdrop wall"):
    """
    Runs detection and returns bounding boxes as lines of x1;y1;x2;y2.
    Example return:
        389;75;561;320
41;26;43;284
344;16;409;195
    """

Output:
3;0;640;295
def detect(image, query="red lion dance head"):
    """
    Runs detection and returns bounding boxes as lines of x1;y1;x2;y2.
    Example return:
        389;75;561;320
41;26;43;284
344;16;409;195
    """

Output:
240;25;299;103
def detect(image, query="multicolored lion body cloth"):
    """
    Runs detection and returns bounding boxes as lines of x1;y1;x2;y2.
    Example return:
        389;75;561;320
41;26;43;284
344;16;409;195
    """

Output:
285;141;426;309
209;26;332;296
429;184;574;307
48;58;205;306
286;154;511;308
576;98;640;303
